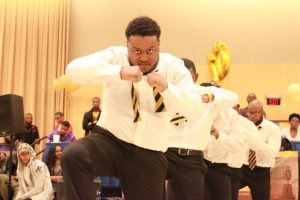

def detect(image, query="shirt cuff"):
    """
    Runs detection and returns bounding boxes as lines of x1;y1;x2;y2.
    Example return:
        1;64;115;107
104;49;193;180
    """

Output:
113;65;123;80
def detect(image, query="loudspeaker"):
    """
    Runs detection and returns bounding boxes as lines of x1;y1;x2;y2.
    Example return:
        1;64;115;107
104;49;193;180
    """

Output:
0;94;26;135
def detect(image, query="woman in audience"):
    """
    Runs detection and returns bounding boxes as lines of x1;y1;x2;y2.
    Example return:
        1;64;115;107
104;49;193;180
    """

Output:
45;145;63;200
281;113;300;141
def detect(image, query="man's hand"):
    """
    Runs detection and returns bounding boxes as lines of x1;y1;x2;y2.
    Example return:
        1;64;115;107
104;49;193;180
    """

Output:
120;66;143;83
147;72;168;92
201;93;214;103
55;176;63;182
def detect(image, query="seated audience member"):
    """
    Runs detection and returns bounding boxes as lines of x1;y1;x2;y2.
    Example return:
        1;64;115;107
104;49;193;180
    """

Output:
281;113;300;141
238;92;267;118
0;136;11;152
16;113;40;150
82;97;101;136
0;152;7;174
0;136;19;174
48;121;76;143
0;140;23;200
0;151;19;200
52;112;73;134
15;143;54;200
45;145;63;200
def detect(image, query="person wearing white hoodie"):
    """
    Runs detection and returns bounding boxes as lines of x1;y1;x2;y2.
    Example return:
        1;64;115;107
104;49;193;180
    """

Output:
15;143;53;200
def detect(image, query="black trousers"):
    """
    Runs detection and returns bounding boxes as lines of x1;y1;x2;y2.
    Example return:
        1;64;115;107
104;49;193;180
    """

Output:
61;126;167;200
204;160;231;200
165;148;207;200
229;167;242;200
240;165;270;200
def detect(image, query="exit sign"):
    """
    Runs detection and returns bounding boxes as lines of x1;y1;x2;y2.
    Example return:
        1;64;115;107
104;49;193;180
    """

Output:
266;97;281;105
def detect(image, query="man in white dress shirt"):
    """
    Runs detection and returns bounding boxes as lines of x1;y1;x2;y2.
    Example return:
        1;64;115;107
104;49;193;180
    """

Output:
240;100;281;200
204;105;244;200
229;105;265;200
165;59;239;200
62;16;209;200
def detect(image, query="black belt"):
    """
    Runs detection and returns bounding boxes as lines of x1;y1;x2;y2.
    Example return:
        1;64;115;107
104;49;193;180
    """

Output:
168;148;203;156
205;159;228;167
242;164;270;172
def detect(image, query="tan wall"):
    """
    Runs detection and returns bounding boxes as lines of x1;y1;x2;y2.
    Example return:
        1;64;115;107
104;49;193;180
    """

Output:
66;0;300;139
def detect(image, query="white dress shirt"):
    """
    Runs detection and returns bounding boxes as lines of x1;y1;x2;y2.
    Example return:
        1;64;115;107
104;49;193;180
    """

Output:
204;108;244;164
228;116;264;168
168;86;239;151
66;46;201;152
243;118;281;168
281;127;300;141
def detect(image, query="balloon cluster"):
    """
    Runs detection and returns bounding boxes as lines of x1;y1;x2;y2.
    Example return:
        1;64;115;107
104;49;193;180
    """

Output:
207;41;231;83
287;73;300;103
53;75;81;92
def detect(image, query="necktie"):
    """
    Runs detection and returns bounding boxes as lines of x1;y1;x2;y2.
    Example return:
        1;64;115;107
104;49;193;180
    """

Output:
248;126;262;170
248;149;256;170
170;113;187;126
153;87;166;112
131;84;141;123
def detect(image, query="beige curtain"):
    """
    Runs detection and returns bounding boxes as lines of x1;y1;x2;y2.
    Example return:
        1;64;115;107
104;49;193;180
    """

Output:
0;0;70;144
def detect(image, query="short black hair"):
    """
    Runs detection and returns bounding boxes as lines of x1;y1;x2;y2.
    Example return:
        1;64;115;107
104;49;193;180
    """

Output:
125;16;161;40
181;58;196;73
288;113;300;122
61;120;70;128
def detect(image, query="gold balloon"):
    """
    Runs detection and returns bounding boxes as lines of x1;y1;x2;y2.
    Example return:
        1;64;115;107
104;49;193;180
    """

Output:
287;83;300;103
59;74;72;87
66;83;81;92
207;41;231;83
71;83;81;91
53;79;64;91
207;54;220;83
53;75;81;92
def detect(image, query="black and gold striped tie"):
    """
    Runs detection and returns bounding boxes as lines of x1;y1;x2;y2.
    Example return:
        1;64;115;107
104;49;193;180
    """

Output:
170;113;187;126
248;149;256;170
248;125;262;170
153;87;166;112
131;84;141;123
